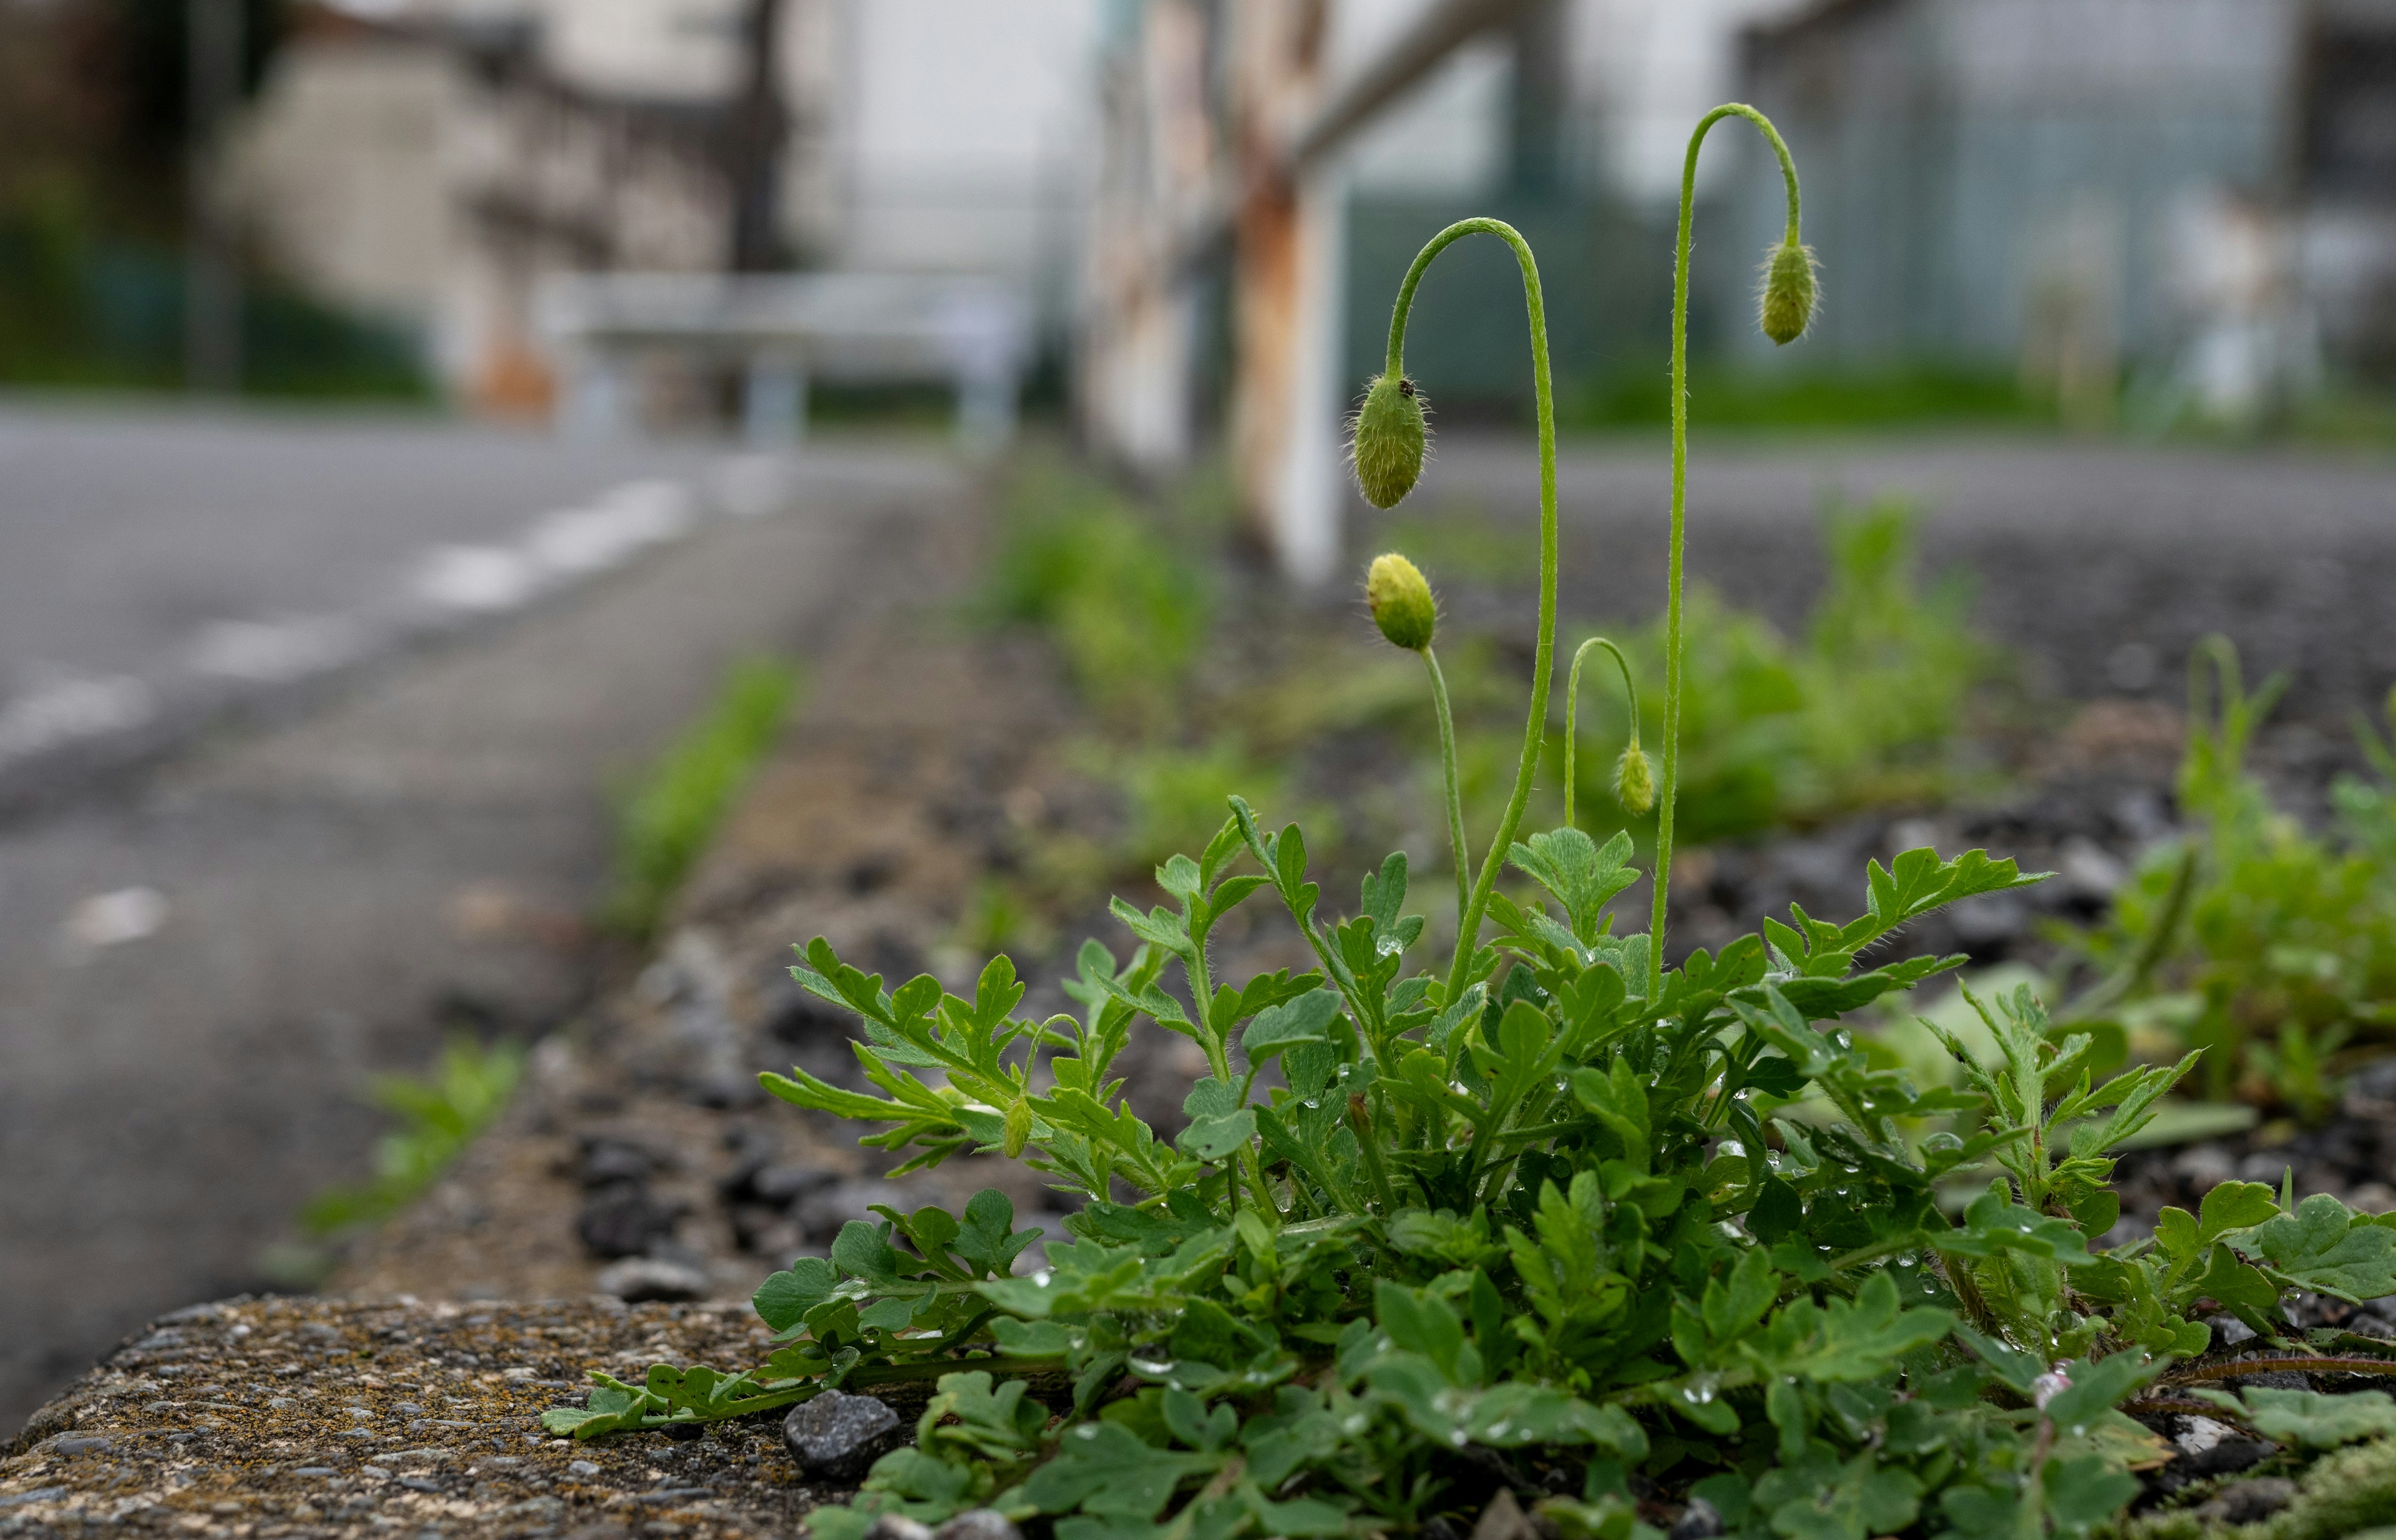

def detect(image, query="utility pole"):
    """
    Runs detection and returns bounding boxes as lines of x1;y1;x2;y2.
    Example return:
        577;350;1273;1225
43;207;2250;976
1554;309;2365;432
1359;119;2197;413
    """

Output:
185;0;242;394
726;0;789;273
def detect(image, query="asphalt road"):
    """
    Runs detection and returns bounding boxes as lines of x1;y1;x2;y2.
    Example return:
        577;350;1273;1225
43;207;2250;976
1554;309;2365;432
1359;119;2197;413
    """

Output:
0;407;961;1431
1416;432;2396;719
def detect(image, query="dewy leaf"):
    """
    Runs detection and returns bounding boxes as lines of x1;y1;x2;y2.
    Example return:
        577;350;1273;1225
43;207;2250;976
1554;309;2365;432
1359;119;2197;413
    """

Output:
1756;1272;1954;1383
1021;1420;1219;1520
2196;1181;2281;1247
2244;1193;2396;1302
754;1257;840;1334
2236;1386;2396;1448
1936;1184;2096;1268
1237;988;1342;1063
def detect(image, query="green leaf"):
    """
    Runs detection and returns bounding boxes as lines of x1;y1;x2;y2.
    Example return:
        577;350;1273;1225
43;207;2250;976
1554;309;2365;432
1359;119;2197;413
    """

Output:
1507;827;1639;943
1021;1420;1219;1520
2244;1192;2396;1301
1755;1272;1954;1384
2041;1352;2160;1434
2042;1456;2142;1540
754;1257;840;1334
1375;1281;1474;1385
2236;1386;2396;1448
1235;988;1342;1063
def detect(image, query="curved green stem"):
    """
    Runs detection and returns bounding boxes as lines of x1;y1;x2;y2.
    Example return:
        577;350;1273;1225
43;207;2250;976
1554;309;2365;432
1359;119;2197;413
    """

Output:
1420;646;1471;929
1652;104;1804;990
1383;218;1557;1007
1564;636;1639;831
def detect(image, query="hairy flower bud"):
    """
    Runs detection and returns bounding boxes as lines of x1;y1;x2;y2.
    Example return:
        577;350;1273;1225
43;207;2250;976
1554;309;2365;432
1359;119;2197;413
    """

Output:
1002;1099;1031;1159
1350;373;1428;509
1365;553;1436;651
1614;743;1655;816
1760;240;1818;346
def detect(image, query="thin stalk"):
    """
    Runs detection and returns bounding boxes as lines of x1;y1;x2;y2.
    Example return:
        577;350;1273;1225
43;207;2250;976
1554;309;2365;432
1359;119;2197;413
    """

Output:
1421;646;1471;928
1380;218;1557;1008
1652;104;1804;989
1564;636;1639;830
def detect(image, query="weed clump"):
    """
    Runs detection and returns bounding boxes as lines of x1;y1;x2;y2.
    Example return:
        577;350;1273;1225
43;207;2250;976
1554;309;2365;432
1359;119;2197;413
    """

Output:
2061;641;2396;1118
605;656;799;938
543;107;2396;1540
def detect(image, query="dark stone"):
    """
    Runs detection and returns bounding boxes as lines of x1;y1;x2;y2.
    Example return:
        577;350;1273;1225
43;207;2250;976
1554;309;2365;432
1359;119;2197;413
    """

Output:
575;1186;684;1259
2179;1435;2273;1479
2203;1477;2297;1526
932;1511;1023;1540
752;1162;841;1206
578;1137;662;1189
687;1070;766;1111
1419;1520;1466;1540
1670;1497;1725;1540
2233;1370;2313;1392
783;1389;904;1483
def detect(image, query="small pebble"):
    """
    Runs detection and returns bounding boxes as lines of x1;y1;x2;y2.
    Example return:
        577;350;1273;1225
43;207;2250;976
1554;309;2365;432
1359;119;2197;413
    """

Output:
1670;1497;1725;1540
933;1511;1023;1540
567;1460;601;1478
784;1390;903;1483
2203;1477;2298;1526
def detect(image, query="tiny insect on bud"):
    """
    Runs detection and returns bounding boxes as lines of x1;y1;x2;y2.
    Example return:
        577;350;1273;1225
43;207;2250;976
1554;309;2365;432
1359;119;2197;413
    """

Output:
1760;240;1818;346
1002;1099;1032;1158
1365;553;1437;652
1350;373;1428;509
1614;743;1655;816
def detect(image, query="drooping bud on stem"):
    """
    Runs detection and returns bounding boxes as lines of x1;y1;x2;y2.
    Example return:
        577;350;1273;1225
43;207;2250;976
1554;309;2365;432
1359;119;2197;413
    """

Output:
1365;552;1437;651
1760;239;1818;346
1350;373;1428;509
1614;743;1655;816
1001;1098;1032;1159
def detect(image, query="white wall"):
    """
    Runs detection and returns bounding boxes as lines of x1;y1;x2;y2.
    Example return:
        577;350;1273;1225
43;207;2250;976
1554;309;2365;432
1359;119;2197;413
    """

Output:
820;0;1100;296
1572;0;1813;204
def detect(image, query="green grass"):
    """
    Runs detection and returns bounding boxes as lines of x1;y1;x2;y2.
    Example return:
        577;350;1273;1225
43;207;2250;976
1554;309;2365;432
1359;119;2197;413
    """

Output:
603;657;802;938
301;1034;524;1235
1566;362;2053;432
977;457;1213;731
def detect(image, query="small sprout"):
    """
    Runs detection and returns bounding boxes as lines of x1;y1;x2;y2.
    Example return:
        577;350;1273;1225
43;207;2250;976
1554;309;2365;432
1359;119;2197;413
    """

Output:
1760;239;1818;346
1349;373;1428;509
1365;552;1436;651
1614;743;1655;816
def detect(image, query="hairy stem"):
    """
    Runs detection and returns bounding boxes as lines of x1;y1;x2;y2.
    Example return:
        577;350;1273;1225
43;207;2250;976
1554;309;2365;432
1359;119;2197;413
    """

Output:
1653;104;1803;988
1421;646;1471;929
1564;636;1639;830
1383;218;1557;1006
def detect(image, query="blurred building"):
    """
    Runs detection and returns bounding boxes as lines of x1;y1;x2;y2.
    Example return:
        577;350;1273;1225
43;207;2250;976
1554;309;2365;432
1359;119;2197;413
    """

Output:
227;0;1096;414
1726;0;2396;424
